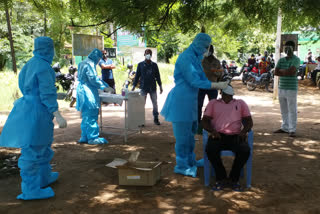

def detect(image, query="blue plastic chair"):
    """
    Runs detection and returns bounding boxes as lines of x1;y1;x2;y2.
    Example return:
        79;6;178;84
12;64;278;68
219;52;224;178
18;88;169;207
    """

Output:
203;129;254;188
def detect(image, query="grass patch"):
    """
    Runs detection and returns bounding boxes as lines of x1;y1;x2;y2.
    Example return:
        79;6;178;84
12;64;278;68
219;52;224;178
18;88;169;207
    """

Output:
0;62;175;112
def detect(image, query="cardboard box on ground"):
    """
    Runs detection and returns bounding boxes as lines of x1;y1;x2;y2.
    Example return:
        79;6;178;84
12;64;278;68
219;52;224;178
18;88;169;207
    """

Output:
106;151;168;186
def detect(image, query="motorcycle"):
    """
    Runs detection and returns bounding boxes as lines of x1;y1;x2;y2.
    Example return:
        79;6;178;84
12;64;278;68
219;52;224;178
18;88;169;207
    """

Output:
123;64;140;89
240;63;252;85
64;65;78;107
53;62;75;92
246;68;274;92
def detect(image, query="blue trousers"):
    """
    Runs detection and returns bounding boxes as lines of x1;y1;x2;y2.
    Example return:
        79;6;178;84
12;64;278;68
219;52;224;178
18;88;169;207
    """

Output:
80;109;100;141
172;121;198;175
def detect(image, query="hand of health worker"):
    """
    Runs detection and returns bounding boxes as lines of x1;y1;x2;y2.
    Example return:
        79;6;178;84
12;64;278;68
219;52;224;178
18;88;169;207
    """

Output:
104;87;114;93
211;81;229;89
53;111;67;128
160;86;163;94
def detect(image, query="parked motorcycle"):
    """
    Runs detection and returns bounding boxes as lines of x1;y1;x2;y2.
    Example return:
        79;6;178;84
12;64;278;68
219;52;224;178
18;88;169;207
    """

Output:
64;65;78;107
123;64;140;89
246;69;274;92
240;63;252;85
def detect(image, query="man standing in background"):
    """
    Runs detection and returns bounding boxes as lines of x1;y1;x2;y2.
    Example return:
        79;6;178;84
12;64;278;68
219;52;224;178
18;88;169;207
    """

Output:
132;49;163;125
99;49;116;93
273;41;300;137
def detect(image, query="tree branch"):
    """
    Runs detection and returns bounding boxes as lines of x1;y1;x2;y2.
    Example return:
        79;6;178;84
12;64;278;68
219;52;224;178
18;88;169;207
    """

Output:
100;26;125;37
70;18;112;27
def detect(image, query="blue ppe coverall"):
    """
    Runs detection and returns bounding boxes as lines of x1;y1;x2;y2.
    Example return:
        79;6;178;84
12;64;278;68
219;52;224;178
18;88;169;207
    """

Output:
76;48;109;145
0;37;59;200
161;33;213;177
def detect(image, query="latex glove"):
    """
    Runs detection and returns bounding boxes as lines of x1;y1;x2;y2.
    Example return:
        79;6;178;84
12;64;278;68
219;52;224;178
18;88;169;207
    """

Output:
211;81;229;89
98;89;104;94
53;111;67;128
160;86;163;94
104;87;115;93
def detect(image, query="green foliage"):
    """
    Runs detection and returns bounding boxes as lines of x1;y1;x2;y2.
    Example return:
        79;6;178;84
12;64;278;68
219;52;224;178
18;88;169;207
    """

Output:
169;55;178;65
0;69;21;111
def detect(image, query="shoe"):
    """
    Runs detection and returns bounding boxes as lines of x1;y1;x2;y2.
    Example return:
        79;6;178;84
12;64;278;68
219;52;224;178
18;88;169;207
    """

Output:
273;129;288;134
212;181;227;191
154;118;161;125
289;132;296;137
174;166;197;178
231;182;244;192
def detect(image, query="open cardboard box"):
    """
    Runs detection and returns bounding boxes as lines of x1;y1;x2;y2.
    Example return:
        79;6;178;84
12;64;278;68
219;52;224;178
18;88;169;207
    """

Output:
106;152;164;186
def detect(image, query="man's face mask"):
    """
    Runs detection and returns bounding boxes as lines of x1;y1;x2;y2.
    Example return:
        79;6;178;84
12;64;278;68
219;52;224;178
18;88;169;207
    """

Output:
103;53;107;58
145;54;151;60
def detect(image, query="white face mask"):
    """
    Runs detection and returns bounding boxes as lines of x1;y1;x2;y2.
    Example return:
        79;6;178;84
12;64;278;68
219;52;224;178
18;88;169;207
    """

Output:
145;54;151;60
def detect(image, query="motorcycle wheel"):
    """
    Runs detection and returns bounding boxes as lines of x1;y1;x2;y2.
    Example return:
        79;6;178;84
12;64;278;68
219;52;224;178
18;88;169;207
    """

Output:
242;74;247;85
246;77;256;91
265;79;274;93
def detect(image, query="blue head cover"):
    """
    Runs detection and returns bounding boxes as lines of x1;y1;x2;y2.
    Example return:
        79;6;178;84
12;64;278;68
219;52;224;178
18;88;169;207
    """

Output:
88;48;102;65
191;33;212;58
33;37;55;64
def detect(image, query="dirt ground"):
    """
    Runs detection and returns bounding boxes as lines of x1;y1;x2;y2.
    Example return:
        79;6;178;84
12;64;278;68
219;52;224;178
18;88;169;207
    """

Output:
0;80;320;214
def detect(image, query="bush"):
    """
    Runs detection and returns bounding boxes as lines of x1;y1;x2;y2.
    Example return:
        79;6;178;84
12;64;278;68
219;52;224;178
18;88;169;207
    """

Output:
169;55;179;65
0;70;21;111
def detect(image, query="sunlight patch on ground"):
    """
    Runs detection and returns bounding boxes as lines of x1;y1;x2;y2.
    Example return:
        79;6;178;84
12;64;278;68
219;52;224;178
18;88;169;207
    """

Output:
156;196;176;209
93;192;130;204
297;154;317;159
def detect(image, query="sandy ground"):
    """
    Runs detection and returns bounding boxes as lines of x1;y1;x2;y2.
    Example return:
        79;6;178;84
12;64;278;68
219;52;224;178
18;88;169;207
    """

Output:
0;80;320;214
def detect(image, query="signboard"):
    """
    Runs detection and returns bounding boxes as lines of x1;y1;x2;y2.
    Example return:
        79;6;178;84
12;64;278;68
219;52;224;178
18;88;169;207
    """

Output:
72;34;104;56
117;29;146;51
280;34;298;52
104;48;117;58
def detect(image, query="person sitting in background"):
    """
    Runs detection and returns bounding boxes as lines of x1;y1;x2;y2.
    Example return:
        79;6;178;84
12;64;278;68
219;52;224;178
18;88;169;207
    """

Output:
259;52;270;74
202;85;253;191
247;54;256;71
311;56;320;86
251;64;259;74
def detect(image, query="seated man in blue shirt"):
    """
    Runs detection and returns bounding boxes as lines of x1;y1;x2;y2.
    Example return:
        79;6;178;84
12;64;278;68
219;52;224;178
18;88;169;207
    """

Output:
132;49;163;125
99;49;116;93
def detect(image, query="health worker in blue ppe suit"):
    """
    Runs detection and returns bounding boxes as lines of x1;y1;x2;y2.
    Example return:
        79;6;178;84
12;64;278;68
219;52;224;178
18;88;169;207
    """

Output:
0;37;67;200
161;33;229;177
76;48;114;145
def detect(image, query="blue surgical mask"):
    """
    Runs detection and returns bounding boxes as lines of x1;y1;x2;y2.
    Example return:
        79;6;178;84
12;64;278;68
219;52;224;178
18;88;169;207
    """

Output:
145;54;151;60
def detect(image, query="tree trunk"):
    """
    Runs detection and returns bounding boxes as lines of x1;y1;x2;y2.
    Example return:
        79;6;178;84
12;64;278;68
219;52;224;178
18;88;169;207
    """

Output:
44;10;47;36
5;7;17;74
273;8;282;101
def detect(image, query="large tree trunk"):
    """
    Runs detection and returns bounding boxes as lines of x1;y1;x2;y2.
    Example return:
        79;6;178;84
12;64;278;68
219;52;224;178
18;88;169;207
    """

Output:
5;6;17;74
273;8;282;100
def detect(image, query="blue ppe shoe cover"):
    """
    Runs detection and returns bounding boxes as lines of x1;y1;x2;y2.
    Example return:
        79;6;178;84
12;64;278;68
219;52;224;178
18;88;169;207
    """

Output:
195;158;204;167
174;165;197;178
78;137;88;143
160;33;212;123
0;37;58;149
88;137;108;145
17;187;55;200
41;172;59;188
